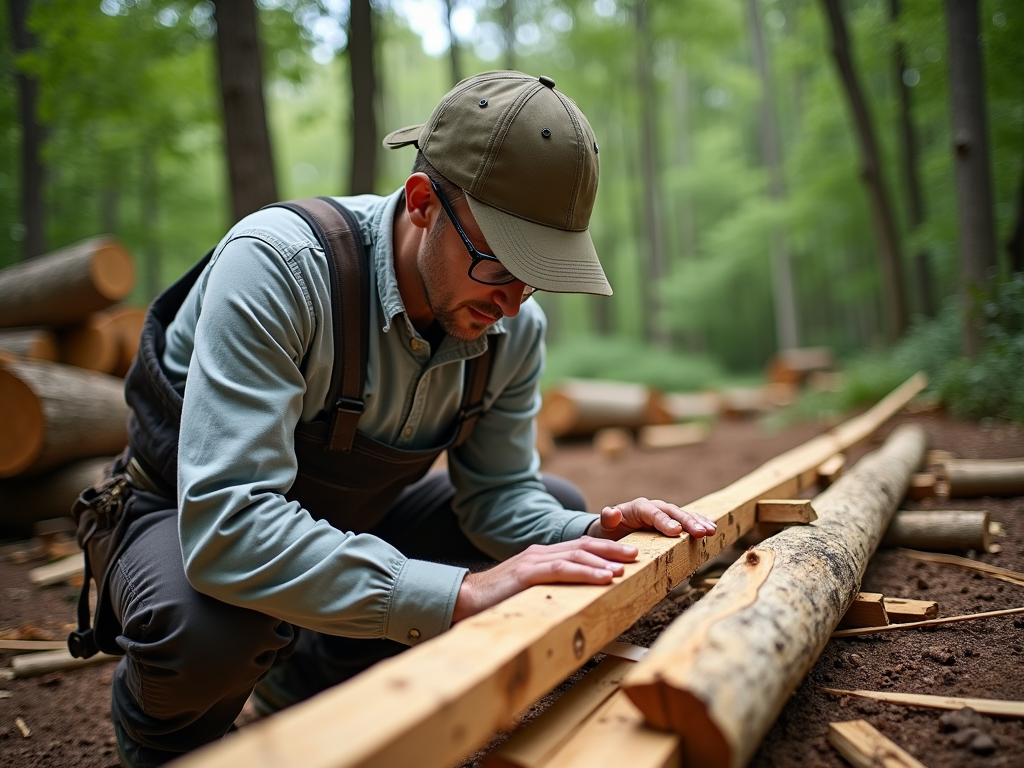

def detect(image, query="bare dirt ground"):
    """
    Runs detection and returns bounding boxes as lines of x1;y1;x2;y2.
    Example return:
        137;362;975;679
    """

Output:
1;411;1022;768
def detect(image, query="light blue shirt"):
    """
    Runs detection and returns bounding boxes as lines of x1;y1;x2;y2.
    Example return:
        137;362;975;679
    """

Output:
162;189;597;645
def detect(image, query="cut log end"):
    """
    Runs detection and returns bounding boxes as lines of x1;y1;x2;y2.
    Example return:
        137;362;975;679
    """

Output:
90;241;136;301
0;369;44;476
60;313;120;373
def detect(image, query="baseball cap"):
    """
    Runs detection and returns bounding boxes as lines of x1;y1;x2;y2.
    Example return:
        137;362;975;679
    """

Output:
383;71;612;296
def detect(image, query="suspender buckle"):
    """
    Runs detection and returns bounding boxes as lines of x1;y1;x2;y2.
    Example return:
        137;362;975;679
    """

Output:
334;396;365;414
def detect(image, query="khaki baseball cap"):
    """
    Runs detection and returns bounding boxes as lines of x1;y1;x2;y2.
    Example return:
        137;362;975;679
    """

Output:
383;71;612;296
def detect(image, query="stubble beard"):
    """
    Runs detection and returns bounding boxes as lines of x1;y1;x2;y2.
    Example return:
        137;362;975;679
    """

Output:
419;216;503;342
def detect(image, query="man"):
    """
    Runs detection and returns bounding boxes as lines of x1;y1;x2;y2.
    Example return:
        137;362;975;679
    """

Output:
97;71;716;766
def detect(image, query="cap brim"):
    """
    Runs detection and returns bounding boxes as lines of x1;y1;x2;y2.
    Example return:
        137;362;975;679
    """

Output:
383;124;424;149
466;196;612;296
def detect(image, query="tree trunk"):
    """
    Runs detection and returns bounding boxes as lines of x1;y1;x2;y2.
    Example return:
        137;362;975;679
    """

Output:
1008;164;1024;274
8;0;46;259
500;0;516;71
213;0;278;222
348;0;378;194
0;456;111;536
821;0;908;342
0;358;129;478
891;0;933;317
141;144;162;300
747;0;799;350
0;237;135;328
621;424;927;768
944;0;997;356
635;0;669;348
443;0;461;86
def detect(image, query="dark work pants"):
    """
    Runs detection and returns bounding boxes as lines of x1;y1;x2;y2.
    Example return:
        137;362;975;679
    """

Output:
109;472;587;755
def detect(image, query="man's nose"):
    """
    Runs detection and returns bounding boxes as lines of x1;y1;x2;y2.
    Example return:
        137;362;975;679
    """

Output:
491;282;526;318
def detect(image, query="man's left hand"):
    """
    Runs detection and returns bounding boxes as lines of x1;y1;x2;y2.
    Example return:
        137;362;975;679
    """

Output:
586;498;717;541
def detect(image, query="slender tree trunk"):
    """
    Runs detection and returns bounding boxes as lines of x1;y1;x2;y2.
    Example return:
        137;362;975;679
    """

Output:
635;0;669;348
944;0;997;356
141;145;162;300
213;0;278;222
348;0;377;194
821;0;908;343
501;0;516;71
1008;165;1024;274
891;0;933;316
442;0;461;87
747;0;799;351
672;64;697;261
9;0;45;259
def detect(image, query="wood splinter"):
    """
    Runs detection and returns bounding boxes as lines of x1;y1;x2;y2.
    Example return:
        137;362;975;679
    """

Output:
828;720;927;768
755;499;818;524
821;688;1024;719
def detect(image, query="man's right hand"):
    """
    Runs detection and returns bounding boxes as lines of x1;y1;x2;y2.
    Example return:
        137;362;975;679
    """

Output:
450;536;638;624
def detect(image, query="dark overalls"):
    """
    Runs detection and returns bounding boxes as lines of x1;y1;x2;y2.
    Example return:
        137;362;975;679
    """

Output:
95;200;585;757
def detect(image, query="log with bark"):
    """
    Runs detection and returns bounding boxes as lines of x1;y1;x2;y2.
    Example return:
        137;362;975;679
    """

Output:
937;458;1024;497
539;380;673;438
881;509;992;552
0;237;135;329
766;347;834;386
99;304;146;377
0;328;59;361
0;357;128;478
0;456;111;535
621;424;927;768
59;311;120;373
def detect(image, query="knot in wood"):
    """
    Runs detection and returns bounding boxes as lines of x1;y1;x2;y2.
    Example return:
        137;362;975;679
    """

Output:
573;628;586;659
746;551;761;566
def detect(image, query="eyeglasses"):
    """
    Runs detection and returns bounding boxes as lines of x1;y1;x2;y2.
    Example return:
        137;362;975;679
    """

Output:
430;180;537;299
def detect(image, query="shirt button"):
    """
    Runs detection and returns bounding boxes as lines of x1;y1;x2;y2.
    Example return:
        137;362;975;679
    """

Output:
408;628;421;641
402;427;412;438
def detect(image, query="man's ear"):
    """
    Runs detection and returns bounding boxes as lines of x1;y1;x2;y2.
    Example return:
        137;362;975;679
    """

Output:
405;173;436;230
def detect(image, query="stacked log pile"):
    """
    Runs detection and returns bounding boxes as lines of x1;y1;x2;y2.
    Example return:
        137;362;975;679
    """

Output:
0;237;142;535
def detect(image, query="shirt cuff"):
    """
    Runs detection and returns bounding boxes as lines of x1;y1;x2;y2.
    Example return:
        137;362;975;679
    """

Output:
385;558;468;645
560;512;600;542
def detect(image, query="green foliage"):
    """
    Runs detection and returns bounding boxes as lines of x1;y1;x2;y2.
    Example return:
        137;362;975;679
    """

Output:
541;335;728;393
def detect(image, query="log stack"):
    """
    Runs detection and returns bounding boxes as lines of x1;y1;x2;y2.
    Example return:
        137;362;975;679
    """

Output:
0;237;140;534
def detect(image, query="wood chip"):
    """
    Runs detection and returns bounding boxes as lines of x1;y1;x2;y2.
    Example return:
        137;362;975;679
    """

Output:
828;720;927;768
15;717;30;737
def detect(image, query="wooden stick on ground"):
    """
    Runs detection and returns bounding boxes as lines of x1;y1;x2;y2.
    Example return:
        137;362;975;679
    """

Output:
11;649;118;678
820;689;1024;719
828;720;928;768
173;374;926;768
0;237;135;329
0;357;128;478
938;458;1024;498
831;606;1024;638
898;549;1024;587
882;510;991;553
0;639;69;652
28;552;84;587
621;424;927;768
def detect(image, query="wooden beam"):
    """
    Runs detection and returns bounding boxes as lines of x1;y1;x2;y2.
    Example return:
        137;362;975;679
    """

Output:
755;499;817;523
173;374;926;768
838;593;889;629
11;649;117;678
882;598;937;623
882;510;991;553
28;552;84;587
637;422;710;450
906;473;937;499
620;423;927;768
817;453;845;485
898;549;1024;587
820;688;1024;719
530;692;680;768
828;720;928;768
938;458;1024;497
482;656;635;768
831;606;1024;638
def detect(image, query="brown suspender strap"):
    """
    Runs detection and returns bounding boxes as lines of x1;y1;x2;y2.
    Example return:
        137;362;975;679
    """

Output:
269;197;369;452
453;339;497;447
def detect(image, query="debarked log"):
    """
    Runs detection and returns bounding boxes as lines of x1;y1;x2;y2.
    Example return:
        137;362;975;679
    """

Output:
621;424;927;768
938;458;1024;497
0;357;128;478
539;380;673;438
881;509;991;552
0;237;135;329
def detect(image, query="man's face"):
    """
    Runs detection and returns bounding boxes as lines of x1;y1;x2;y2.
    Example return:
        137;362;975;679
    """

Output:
417;196;530;341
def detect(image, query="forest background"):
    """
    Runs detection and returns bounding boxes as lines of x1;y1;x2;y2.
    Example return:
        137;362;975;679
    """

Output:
3;0;1023;418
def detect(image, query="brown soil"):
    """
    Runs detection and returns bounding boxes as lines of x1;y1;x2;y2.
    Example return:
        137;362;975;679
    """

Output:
1;411;1022;767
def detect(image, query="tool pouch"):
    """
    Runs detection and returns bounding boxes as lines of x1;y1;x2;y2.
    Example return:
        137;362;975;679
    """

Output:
67;451;133;659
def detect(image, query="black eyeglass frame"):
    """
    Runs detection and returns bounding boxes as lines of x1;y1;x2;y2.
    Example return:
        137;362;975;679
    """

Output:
430;180;536;297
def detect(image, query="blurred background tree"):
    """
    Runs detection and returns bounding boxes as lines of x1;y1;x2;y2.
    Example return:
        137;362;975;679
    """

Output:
2;0;1021;413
